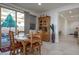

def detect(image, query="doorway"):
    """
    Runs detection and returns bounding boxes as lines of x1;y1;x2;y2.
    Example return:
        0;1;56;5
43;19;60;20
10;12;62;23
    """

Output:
58;7;79;43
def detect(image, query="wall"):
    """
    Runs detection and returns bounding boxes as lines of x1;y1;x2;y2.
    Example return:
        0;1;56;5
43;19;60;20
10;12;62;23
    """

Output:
59;16;65;36
59;15;70;36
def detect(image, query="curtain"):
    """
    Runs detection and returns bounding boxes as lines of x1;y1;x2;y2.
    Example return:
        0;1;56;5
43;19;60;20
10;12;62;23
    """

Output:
24;11;36;34
0;8;1;48
30;14;36;30
24;11;30;34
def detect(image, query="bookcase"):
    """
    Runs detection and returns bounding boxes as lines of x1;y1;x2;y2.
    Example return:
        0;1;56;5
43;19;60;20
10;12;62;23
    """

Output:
38;16;50;41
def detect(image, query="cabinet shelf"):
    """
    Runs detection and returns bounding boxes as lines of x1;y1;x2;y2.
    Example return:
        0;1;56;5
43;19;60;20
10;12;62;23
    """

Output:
38;16;50;42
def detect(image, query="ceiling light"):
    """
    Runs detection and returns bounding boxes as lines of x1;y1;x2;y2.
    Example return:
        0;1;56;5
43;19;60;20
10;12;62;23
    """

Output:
69;11;72;14
38;3;42;6
71;16;74;18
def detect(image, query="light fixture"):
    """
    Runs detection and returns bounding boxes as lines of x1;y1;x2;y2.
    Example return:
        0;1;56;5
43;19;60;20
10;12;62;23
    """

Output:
69;10;72;14
38;3;42;6
71;16;74;18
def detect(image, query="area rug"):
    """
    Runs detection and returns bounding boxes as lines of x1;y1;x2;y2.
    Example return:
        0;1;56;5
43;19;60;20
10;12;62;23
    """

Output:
0;46;10;52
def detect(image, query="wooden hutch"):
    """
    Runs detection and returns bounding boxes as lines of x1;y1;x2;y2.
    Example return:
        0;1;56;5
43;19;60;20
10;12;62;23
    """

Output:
38;16;50;42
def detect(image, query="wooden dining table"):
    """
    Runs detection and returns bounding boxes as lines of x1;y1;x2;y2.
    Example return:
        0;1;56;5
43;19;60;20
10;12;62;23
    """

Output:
14;35;31;55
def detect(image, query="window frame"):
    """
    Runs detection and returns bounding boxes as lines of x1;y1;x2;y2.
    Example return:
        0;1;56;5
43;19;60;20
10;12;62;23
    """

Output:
17;12;25;32
0;6;1;48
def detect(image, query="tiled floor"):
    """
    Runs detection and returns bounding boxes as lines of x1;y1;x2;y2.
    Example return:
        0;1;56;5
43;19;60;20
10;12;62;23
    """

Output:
41;35;79;55
0;35;79;55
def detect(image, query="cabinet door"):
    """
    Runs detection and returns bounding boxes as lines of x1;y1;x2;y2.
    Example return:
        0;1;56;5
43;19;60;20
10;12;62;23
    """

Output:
42;32;50;41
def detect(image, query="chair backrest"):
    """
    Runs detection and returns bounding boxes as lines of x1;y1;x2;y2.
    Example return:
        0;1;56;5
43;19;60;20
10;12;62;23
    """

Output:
9;31;15;47
29;31;42;50
37;31;42;40
29;31;33;47
30;31;42;44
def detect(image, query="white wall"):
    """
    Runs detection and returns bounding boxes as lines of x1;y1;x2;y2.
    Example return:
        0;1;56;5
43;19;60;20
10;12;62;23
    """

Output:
59;16;65;35
59;15;70;36
40;4;79;43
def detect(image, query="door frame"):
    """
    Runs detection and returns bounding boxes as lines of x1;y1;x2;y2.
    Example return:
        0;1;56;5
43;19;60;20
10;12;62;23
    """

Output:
0;6;1;48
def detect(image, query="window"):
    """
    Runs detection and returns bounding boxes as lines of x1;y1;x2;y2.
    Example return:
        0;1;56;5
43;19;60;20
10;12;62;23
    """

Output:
17;12;24;31
0;7;25;48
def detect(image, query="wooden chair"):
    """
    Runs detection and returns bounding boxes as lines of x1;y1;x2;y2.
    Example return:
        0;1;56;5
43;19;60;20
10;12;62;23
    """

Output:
36;31;43;45
24;31;42;55
30;32;42;54
9;31;22;55
24;32;32;54
25;41;32;54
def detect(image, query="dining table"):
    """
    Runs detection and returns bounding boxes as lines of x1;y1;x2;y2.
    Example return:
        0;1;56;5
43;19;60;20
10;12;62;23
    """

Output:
14;34;30;55
14;32;42;55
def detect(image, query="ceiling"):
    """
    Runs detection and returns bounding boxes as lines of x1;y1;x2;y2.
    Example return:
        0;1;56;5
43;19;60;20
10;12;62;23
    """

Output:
12;3;71;13
60;7;79;22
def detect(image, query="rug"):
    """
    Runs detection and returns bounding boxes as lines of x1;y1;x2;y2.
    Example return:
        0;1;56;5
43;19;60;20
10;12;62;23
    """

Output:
0;46;10;52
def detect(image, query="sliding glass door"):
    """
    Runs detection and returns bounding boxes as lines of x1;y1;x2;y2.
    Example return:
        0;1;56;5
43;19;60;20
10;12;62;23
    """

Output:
0;7;25;48
0;6;36;49
1;8;16;47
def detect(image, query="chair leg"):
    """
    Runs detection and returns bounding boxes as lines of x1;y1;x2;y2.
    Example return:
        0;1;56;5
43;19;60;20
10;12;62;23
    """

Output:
31;47;35;54
16;49;19;54
10;51;15;55
19;47;23;55
12;50;16;55
39;46;41;55
10;51;12;55
41;41;43;45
